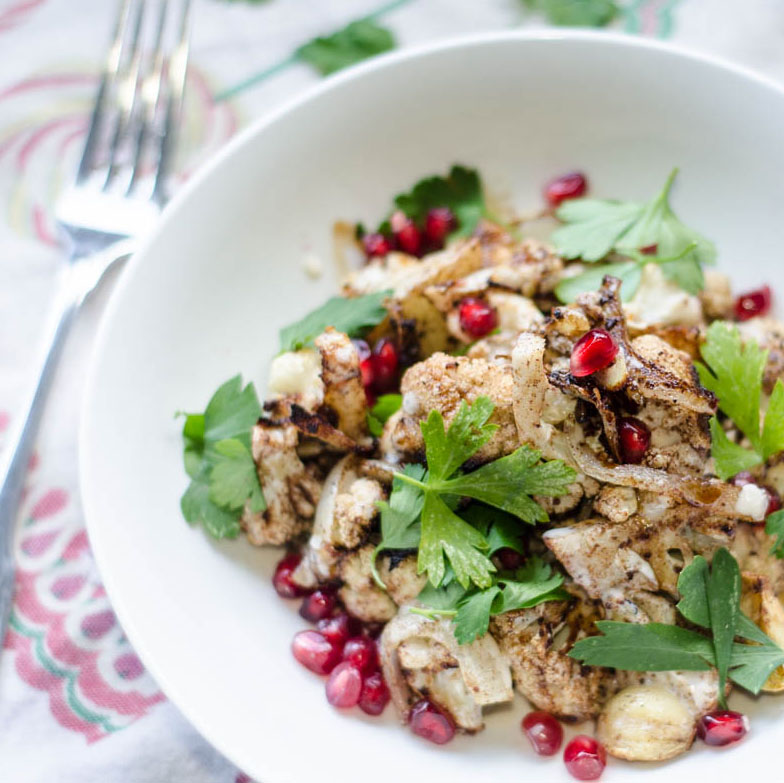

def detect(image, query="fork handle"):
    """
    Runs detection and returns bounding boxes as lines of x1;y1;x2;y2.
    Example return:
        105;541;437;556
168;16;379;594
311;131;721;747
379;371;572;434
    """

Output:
0;270;81;631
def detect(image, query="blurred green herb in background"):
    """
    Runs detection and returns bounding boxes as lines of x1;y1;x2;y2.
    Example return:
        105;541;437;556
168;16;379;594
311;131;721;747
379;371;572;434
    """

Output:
521;0;619;27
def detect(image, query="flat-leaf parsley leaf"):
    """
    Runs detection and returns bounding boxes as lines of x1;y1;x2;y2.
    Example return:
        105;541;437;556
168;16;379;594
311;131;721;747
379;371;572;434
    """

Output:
279;290;390;352
179;375;264;539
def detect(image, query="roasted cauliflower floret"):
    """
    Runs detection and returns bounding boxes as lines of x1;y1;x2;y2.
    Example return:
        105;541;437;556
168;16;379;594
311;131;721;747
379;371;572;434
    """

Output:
338;545;398;623
380;612;513;732
385;353;517;464
293;456;386;589
242;421;321;546
315;328;370;444
489;601;612;721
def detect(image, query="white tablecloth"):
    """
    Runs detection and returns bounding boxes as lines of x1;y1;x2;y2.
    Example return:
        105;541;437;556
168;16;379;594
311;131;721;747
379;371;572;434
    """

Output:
1;1;783;780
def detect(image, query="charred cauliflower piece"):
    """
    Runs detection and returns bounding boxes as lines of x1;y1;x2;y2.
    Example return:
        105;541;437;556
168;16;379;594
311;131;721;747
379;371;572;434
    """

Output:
338;545;398;623
384;353;517;465
380;612;513;732
293;455;386;589
242;421;321;546
489;601;612;721
314;328;371;444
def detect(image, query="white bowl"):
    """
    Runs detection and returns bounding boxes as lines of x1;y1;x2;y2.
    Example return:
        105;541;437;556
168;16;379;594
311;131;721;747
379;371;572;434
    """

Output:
81;30;784;783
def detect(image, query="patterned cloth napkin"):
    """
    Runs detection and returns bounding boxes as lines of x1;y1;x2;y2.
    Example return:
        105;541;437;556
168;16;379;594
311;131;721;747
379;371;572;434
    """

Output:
1;1;782;780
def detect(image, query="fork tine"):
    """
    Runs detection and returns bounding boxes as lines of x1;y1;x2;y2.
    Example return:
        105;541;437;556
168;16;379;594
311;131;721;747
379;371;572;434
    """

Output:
126;0;168;195
151;0;192;204
75;0;131;183
102;0;146;189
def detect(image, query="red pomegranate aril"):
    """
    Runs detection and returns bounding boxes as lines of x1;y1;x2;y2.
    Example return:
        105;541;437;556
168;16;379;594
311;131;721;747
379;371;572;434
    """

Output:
325;662;363;708
342;636;378;674
639;243;658;255
391;212;422;256
424;207;456;247
697;710;749;747
570;329;619;377
544;171;588;207
409;700;455;745
522;711;563;756
497;548;525;570
299;589;336;623
563;735;607;781
317;613;357;648
458;297;498;339
766;488;782;515
291;630;342;675
359;671;390;716
618;417;651;464
371;339;399;393
273;553;308;599
362;232;393;258
735;285;772;321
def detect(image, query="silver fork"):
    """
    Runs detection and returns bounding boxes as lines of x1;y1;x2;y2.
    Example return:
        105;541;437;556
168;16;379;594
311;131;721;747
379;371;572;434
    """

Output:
0;0;191;643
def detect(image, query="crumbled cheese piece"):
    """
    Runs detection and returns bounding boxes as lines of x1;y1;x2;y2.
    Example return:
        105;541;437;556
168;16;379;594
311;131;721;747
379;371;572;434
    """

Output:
302;252;323;279
735;483;768;521
268;349;324;401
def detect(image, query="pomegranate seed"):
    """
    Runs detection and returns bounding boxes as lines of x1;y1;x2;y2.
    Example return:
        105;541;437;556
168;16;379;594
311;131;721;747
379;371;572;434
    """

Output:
362;232;393;258
291;630;342;675
409;700;455;745
359;357;375;389
342;636;378;674
316;613;357;648
766;487;782;515
497;548;525;570
325;662;363;708
563;735;606;781
735;285;772;321
299;589;336;623
731;471;756;487
697;710;749;747
424;207;456;248
391;211;422;256
359;671;390;715
570;329;619;377
544;171;588;207
458;297;498;339
370;339;399;393
272;553;308;598
639;243;658;255
522;711;563;756
618;417;651;464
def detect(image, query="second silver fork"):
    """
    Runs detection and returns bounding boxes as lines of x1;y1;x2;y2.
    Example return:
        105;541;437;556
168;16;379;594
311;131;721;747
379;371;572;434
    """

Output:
0;0;192;645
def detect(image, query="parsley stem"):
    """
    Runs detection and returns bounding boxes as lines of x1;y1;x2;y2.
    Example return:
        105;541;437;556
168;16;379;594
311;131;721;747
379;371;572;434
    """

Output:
393;470;428;491
214;0;416;102
409;606;457;619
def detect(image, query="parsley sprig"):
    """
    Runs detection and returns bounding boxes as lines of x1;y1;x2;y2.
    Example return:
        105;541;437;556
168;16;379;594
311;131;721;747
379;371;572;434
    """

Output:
368;165;491;241
296;19;395;76
414;556;568;644
180;376;265;539
696;321;784;481
570;549;784;705
372;397;577;590
278;290;391;352
521;0;619;27
553;169;716;301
